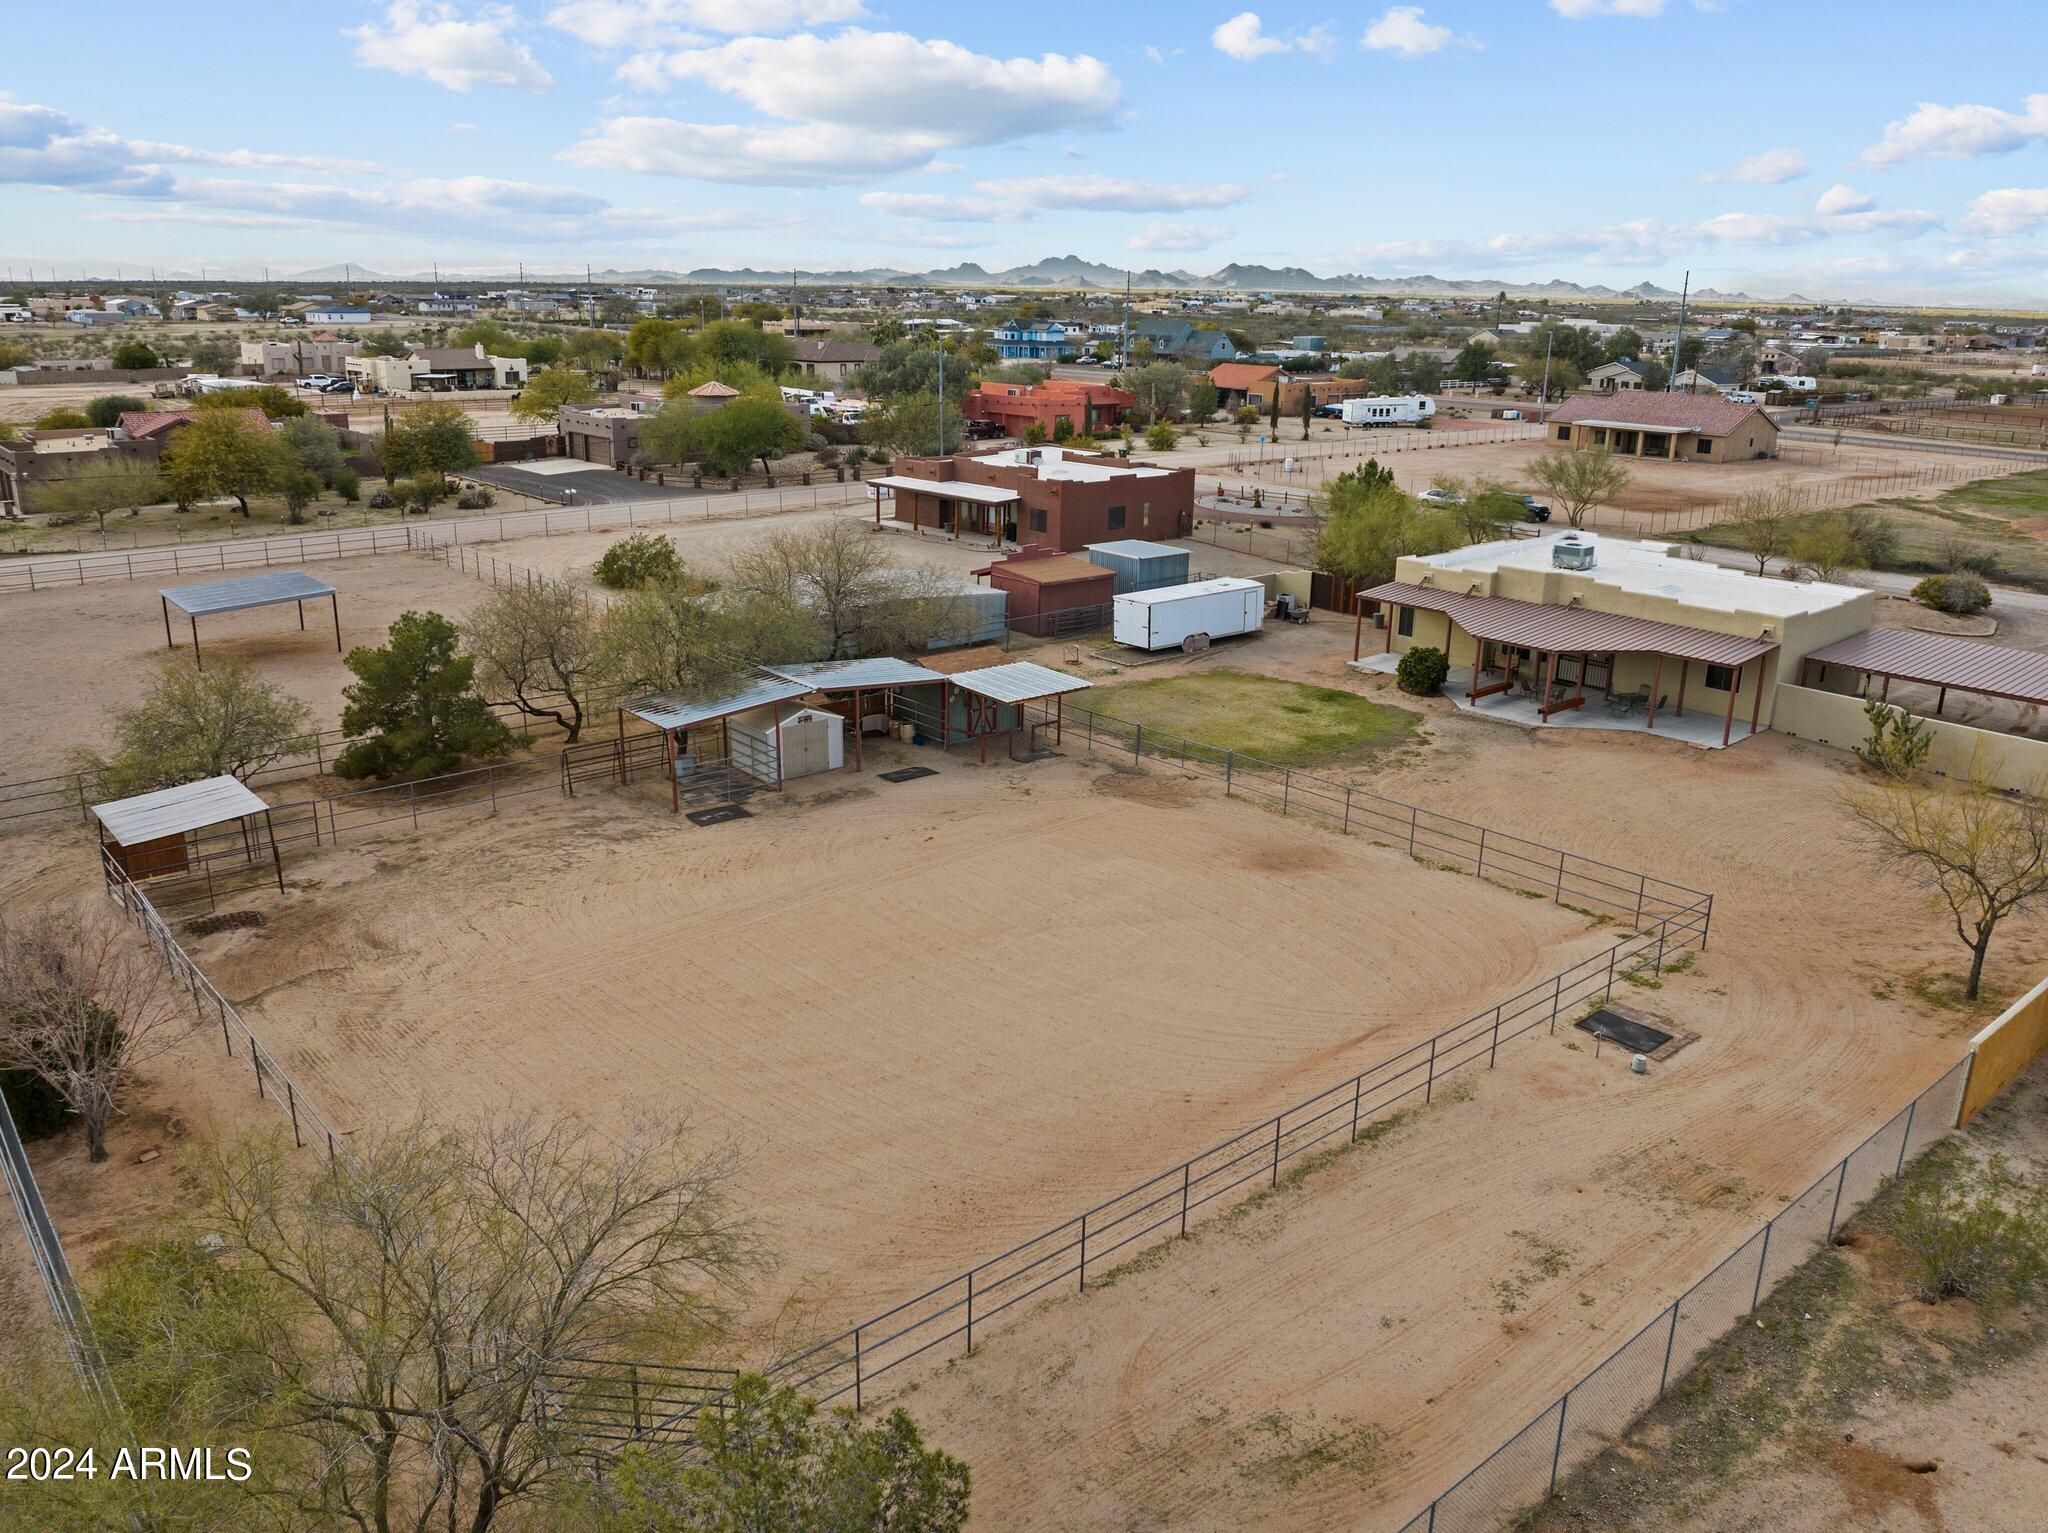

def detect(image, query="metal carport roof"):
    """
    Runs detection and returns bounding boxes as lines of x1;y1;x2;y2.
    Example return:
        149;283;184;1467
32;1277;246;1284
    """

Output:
1804;627;2048;705
160;570;336;616
759;658;948;690
948;661;1093;704
870;476;1021;505
91;775;270;847
1360;582;1778;668
625;676;813;732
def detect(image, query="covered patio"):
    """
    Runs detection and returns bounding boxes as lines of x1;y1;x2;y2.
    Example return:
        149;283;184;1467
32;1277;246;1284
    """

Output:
1353;581;1779;749
1801;627;2048;725
870;475;1020;544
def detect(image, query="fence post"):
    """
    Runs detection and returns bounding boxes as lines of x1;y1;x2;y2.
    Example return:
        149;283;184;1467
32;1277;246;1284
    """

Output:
1550;972;1563;1032
1750;1223;1773;1313
1654;921;1667;976
1180;1162;1190;1237
1605;945;1618;1001
1476;827;1486;875
1895;1100;1917;1175
1350;1075;1362;1142
965;1271;974;1356
1425;1036;1437;1103
1408;806;1419;856
1548;1393;1570;1495
1658;1302;1680;1395
1634;875;1646;926
1132;724;1141;766
287;1081;301;1147
1490;1005;1503;1064
1554;848;1567;902
1825;1157;1849;1242
1282;769;1291;816
1342;785;1352;833
1225;750;1233;796
1078;1214;1088;1292
853;1327;862;1413
1271;1116;1282;1186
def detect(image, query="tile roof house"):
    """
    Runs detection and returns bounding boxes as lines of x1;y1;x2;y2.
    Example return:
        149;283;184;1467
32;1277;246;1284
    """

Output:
789;336;880;385
1208;362;1280;405
1587;359;1647;393
1546;392;1778;462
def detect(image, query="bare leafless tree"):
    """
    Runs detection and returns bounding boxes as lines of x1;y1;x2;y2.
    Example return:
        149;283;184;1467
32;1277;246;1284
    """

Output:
0;909;192;1161
461;582;600;743
725;520;969;658
1721;485;1807;577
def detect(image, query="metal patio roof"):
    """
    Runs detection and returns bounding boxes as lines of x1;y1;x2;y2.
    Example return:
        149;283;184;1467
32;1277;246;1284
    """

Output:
91;775;269;847
160;570;336;617
1806;626;2048;705
760;658;948;691
1085;539;1184;560
870;475;1021;505
625;676;812;732
1361;581;1778;668
948;661;1093;704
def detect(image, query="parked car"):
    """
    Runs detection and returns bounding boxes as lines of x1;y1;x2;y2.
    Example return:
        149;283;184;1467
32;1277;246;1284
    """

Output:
1508;493;1550;523
1419;486;1464;507
297;374;339;389
313;378;351;394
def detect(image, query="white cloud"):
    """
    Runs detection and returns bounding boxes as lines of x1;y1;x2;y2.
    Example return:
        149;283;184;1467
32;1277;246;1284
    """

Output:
1127;221;1230;252
1813;183;1872;216
448;122;478;133
608;30;1120;182
349;3;552;93
1701;147;1807;185
1963;188;2048;236
1550;0;1666;16
1362;7;1454;56
545;0;866;49
971;174;1251;212
1210;12;1330;61
1861;94;2048;167
564;116;941;183
858;190;1025;223
0;98;379;194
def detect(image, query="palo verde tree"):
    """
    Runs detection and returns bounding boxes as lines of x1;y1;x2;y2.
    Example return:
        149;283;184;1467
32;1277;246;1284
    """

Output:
510;366;598;423
1843;768;2048;1000
334;610;512;779
461;582;600;743
378;400;483;485
1526;445;1630;530
73;655;312;795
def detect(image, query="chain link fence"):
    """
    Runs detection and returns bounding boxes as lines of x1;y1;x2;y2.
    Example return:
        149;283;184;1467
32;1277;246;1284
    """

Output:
1393;1053;1972;1533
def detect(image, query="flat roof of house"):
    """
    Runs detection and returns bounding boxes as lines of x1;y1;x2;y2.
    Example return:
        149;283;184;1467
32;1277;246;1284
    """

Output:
872;475;1019;505
1806;627;2048;706
948;661;1092;704
92;775;269;847
1406;532;1866;621
160;570;335;617
1363;581;1780;668
973;446;1171;483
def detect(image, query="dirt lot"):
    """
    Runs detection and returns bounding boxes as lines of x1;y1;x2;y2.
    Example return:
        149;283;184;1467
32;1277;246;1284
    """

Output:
168;745;1601;1345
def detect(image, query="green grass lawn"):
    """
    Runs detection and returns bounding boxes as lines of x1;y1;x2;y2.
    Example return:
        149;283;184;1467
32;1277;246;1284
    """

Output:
1085;669;1419;766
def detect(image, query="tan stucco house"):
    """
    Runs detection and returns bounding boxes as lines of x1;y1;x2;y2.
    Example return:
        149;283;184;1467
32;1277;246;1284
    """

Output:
1546;391;1779;462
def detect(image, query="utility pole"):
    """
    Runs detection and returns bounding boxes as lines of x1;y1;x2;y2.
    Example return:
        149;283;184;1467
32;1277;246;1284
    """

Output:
1537;331;1554;419
1666;269;1690;393
1121;269;1131;368
790;268;801;338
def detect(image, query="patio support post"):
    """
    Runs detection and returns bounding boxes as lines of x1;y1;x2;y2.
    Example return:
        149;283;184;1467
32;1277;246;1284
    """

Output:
332;592;343;653
1540;649;1559;717
1751;659;1767;735
1936;686;1946;716
1352;596;1364;662
1384;605;1396;654
1574;654;1586;706
1675;660;1687;719
1722;660;1741;747
1646;654;1663;730
162;595;174;652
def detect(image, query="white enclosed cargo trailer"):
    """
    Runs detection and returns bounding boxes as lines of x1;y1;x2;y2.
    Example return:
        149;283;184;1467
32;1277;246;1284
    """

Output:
1338;394;1436;427
1113;577;1266;651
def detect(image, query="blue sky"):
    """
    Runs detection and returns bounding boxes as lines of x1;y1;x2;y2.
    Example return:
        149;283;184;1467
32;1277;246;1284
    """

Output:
3;1;2047;303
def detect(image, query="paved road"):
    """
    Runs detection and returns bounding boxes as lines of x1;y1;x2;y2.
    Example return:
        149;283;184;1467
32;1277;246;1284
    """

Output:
463;463;701;506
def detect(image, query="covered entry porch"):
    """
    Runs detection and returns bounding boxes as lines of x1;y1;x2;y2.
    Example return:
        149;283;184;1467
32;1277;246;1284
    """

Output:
870;476;1021;544
1353;581;1779;749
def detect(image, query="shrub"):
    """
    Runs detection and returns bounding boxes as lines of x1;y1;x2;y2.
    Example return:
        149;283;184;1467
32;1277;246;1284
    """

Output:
367;488;395;509
1884;1148;2048;1305
454;488;496;510
334;468;362;503
1144;420;1179;452
1912;572;1991;616
2;1066;71;1140
1234;405;1261;425
395;475;445;515
593;532;684;590
1022;422;1048;447
1396;645;1449;696
85;394;147;428
1855;696;1932;778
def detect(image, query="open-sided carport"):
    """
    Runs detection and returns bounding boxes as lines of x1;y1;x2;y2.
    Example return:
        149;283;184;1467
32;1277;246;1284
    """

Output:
759;658;949;770
1801;627;2048;717
944;661;1093;762
159;570;341;670
616;676;814;813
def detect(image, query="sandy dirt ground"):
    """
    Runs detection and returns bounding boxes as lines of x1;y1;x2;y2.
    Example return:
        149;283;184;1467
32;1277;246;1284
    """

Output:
170;746;1600;1344
848;625;2044;1532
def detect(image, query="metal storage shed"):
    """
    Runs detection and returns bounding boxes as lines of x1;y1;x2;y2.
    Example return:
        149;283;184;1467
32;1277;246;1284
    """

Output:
1085;539;1190;594
159;570;341;670
760;658;949;770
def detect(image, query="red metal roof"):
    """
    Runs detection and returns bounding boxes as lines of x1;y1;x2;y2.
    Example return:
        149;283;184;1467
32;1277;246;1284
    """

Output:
1805;627;2048;705
1361;581;1779;667
1549;391;1773;438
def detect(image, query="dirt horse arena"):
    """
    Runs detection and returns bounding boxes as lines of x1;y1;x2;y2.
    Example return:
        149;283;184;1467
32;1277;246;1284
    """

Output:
179;748;1605;1337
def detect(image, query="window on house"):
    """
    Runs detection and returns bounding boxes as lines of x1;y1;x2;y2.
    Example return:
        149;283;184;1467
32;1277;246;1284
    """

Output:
1697;438;1713;454
1705;664;1735;691
1396;606;1415;637
1108;505;1126;530
1556;425;1571;441
1029;507;1046;533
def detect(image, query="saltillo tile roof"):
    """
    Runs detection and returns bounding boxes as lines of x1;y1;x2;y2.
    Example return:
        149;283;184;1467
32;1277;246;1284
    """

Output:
1548;391;1773;437
1361;581;1779;667
1209;362;1281;390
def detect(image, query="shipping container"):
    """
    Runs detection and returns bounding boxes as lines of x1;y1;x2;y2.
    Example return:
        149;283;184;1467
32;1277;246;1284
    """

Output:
1112;577;1266;651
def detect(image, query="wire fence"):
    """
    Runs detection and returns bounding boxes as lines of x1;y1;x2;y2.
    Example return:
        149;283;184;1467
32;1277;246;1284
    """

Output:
0;1089;119;1416
1391;1052;1974;1533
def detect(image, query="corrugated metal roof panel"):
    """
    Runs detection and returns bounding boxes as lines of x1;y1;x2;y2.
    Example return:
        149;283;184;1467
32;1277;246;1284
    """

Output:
1361;581;1778;667
161;570;336;616
760;658;948;690
1085;539;1184;561
1806;627;2048;704
949;661;1093;704
626;677;813;732
92;775;269;847
870;475;1020;505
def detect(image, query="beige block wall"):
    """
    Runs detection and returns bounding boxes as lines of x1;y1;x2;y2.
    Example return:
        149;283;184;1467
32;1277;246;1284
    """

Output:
1771;684;2048;793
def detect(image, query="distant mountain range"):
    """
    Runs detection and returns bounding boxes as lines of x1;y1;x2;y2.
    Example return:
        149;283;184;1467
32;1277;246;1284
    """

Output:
0;254;1863;307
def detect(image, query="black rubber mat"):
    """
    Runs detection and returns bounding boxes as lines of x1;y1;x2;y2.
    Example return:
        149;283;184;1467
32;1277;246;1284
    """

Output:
685;804;753;826
1575;1010;1673;1052
878;766;939;783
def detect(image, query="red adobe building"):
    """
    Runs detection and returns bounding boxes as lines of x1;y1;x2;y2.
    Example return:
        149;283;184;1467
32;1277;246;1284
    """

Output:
960;380;1133;439
873;445;1196;553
